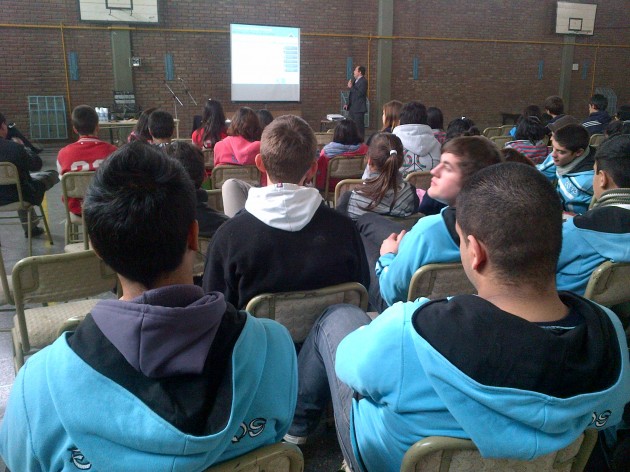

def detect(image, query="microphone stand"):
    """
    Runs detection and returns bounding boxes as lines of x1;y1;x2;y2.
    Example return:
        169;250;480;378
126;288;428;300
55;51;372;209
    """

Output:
164;82;183;123
178;77;198;106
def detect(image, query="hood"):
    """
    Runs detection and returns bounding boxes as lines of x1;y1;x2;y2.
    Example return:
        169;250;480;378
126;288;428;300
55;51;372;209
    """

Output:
572;207;630;262
393;123;440;156
91;285;226;377
245;183;323;231
411;294;629;460
587;110;612;125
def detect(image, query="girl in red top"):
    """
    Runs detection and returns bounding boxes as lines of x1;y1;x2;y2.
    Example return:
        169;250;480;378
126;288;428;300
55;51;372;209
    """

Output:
192;99;228;150
316;119;368;189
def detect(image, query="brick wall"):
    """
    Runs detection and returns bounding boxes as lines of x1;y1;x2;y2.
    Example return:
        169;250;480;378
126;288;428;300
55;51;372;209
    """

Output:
1;0;628;142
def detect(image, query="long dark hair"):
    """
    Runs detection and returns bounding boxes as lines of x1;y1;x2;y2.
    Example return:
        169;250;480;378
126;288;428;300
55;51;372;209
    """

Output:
357;133;404;211
131;107;156;142
199;99;226;148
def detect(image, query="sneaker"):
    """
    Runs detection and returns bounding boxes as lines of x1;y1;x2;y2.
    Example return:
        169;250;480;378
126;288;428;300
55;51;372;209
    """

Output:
25;226;45;238
282;433;307;445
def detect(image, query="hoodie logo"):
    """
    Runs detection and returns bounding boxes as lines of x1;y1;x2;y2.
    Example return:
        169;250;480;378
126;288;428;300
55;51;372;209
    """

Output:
231;418;267;443
590;410;611;428
69;447;92;469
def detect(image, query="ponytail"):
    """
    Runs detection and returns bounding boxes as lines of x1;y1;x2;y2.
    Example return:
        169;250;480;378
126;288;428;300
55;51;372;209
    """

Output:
358;133;404;211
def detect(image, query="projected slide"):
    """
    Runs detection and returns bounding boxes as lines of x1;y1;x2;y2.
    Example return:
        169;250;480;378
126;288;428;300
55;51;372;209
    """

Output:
231;24;300;102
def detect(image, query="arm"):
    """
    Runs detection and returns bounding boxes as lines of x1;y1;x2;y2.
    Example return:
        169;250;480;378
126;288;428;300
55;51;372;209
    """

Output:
536;154;556;181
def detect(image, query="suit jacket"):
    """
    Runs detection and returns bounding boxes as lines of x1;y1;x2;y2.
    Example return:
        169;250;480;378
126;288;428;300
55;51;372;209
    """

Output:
348;76;368;114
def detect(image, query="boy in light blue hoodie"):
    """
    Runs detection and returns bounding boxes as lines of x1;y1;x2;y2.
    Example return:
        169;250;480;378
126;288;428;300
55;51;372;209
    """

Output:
288;163;629;472
0;142;297;471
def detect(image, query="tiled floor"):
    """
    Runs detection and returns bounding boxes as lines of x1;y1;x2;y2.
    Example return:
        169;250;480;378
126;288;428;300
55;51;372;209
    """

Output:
0;144;343;471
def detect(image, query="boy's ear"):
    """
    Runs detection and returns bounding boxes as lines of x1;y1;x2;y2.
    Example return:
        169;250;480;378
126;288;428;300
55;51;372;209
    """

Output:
255;154;266;173
468;234;487;273
597;169;612;191
187;220;199;252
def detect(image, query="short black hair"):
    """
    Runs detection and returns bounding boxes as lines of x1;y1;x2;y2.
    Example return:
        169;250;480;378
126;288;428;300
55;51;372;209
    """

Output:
83;142;196;289
553;124;589;152
427;107;444;130
399;101;428;126
617;105;630;121
148;110;175;139
515;116;546;143
590;94;608;111
165;141;205;188
595;134;630;188
72;105;99;135
257;109;274;130
457;163;562;289
357;65;366;76
445;117;480;142
544;96;564;116
333;118;362;145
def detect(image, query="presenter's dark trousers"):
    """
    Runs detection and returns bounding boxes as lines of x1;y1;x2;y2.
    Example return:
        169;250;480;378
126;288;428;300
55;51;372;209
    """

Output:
350;112;365;140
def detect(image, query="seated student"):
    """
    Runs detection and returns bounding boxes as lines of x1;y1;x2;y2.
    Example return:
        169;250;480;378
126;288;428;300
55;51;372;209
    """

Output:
556;134;630;295
148;109;175;148
0;112;59;236
192;99;227;150
287;162;630;471
393;101;441;175
604;119;630;139
0;143;298;470
57;105;117;216
336;133;418;221
544;95;566;134
427;106;446;144
256;109;274;130
203;115;370;309
128;107;156;144
505;115;549;164
359;136;501;309
537;122;595;215
316;118;368;190
366;99;403;146
617;104;630;122
582;93;612;135
165;141;228;238
508;104;543;137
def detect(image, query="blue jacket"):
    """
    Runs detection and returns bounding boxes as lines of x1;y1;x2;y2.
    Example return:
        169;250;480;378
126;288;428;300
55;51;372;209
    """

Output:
0;293;297;471
336;294;630;472
582;110;612;135
557;205;630;295
376;207;460;305
537;151;595;215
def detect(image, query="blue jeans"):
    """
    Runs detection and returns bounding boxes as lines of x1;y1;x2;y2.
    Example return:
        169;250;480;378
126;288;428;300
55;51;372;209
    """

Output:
289;304;371;472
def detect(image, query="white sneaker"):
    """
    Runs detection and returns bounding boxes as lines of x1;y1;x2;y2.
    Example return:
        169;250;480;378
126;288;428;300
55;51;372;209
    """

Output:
283;433;307;445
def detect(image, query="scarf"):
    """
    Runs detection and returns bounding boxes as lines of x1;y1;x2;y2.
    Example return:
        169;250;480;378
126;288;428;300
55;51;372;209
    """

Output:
592;188;630;210
556;147;591;176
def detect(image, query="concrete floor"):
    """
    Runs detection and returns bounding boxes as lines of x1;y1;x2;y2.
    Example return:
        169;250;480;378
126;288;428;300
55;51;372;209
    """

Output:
0;144;343;471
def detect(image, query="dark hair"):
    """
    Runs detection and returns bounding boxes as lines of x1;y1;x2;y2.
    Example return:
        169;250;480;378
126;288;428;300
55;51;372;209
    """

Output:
148;110;175;139
228;107;262;141
515;116;546;144
83;142;196;289
427;107;444;131
199;99;226;148
500;148;536;167
604;120;625;138
382;100;403;131
590;94;608;111
0;113;5;126
164;141;205;188
257;109;274;130
131;107;157;142
72;105;99;135
333;119;362;145
445;117;480;142
357;65;366;76
358;133;405;211
544;96;564;116
617;105;630;121
595;134;630;188
442;136;502;185
553;124;589;152
260;115;317;184
399;101;428;126
457;163;562;288
521;105;543;121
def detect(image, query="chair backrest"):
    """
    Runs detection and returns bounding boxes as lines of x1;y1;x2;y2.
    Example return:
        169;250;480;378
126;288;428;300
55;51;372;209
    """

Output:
61;171;96;249
314;132;334;149
482;126;502;138
589;133;605;147
0;162;25;205
204;442;303;472
407;263;476;301
0;241;13;305
490;135;512;148
211;165;260;189
583;261;630;307
193;236;213;278
501;124;514;135
404;171;432;191
203;148;214;170
325;155;366;201
334;178;363;207
206;189;224;213
400;430;598;472
12;250;118;352
245;282;369;343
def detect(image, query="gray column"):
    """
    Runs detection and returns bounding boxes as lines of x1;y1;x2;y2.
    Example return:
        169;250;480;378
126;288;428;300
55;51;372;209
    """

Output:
111;28;133;91
375;0;394;130
558;36;575;114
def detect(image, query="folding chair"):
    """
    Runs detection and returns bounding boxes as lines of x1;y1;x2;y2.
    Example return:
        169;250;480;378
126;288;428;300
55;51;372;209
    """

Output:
400;429;597;472
205;442;303;472
583;261;630;307
206;189;224;213
11;250;118;371
246;282;368;343
589;133;605;148
334;178;363;207
0;239;14;307
404;171;432;191
490;135;513;149
315;132;334;150
211;165;261;189
0;162;53;256
324;155;366;204
407;263;476;301
483;126;502;138
203;148;215;171
193;236;213;278
501;124;514;135
61;171;95;252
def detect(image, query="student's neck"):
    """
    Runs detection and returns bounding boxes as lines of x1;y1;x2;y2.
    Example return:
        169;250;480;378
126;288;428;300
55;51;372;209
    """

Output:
118;263;194;301
477;281;568;323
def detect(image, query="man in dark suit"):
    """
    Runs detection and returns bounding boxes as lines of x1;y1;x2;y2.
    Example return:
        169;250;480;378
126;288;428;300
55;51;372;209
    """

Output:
344;65;368;139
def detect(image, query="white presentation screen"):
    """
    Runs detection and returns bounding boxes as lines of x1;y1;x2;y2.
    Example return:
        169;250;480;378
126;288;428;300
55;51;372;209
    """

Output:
231;24;300;102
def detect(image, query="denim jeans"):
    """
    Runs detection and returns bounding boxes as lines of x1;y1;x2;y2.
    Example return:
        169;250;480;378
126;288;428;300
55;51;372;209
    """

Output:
289;304;371;472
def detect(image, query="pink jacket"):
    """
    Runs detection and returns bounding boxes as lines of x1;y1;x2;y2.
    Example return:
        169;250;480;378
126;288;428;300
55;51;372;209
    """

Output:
213;136;265;185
